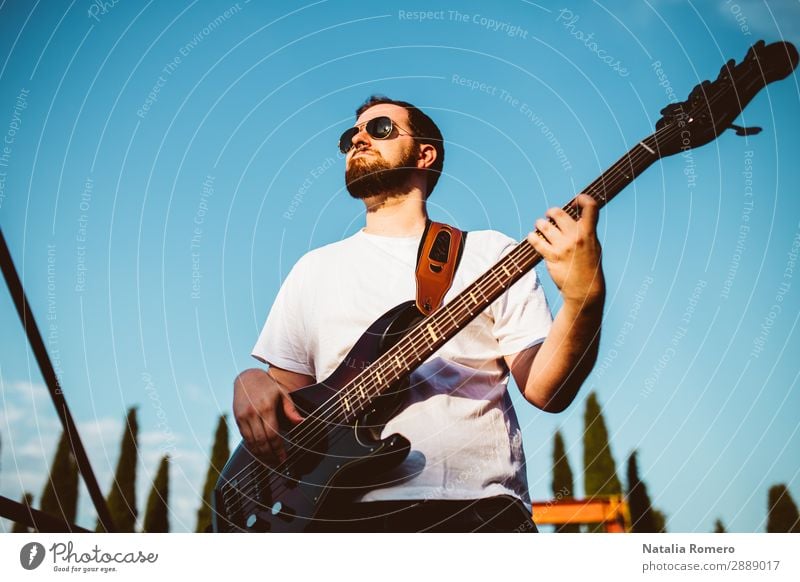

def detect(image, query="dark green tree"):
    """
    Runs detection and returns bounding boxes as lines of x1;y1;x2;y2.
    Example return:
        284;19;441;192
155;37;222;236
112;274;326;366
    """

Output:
583;392;622;498
143;455;170;533
767;484;800;533
40;430;80;526
713;519;726;533
626;450;658;533
12;492;34;533
652;509;667;533
551;430;579;533
97;407;139;532
196;415;230;532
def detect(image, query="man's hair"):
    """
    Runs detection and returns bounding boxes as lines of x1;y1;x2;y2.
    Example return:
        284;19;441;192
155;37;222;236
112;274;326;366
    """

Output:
355;95;444;197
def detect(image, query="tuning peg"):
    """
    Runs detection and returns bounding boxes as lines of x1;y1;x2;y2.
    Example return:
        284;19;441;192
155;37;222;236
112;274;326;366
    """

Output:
718;59;735;81
745;40;766;62
729;124;762;136
660;102;685;116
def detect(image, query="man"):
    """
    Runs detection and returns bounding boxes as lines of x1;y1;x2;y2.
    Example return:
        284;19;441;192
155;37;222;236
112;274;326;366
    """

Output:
233;96;605;532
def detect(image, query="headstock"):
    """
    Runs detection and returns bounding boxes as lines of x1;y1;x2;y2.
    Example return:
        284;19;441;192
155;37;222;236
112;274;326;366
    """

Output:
653;40;798;157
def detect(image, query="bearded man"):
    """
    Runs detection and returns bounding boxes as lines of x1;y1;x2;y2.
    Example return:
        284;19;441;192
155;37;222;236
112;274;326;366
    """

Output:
232;95;605;532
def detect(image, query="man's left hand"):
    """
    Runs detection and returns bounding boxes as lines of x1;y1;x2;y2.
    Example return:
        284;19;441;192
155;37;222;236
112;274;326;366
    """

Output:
526;194;605;307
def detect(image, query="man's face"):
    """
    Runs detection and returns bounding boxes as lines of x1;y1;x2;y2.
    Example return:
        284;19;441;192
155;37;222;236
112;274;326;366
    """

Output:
344;103;420;201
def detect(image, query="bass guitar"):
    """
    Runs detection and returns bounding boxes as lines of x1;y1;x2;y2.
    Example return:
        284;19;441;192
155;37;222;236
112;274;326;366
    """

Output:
213;40;798;532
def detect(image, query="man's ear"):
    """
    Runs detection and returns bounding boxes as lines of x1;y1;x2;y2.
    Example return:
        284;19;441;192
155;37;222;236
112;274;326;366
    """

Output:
417;143;437;169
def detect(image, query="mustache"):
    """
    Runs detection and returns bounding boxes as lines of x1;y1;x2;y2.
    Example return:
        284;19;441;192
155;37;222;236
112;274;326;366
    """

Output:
349;147;381;161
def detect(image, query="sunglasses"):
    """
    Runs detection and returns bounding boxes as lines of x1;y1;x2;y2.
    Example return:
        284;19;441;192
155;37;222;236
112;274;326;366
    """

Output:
338;116;412;154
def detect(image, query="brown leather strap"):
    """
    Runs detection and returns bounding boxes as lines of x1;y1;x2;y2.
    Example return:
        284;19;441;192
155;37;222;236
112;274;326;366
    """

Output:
415;221;465;316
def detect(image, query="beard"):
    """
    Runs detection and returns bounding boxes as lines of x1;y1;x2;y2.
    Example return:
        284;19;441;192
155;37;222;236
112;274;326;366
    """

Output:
345;144;419;204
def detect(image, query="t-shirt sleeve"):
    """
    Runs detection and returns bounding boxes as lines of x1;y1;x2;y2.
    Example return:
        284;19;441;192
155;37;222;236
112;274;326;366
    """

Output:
490;237;553;356
251;255;315;377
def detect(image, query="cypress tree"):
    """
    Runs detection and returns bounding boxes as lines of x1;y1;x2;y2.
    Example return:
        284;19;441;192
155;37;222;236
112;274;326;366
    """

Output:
12;492;34;533
652;509;667;533
97;407;139;532
39;430;80;526
143;455;170;533
551;430;579;533
196;415;230;532
766;484;800;533
626;450;657;532
713;519;726;533
583;392;622;498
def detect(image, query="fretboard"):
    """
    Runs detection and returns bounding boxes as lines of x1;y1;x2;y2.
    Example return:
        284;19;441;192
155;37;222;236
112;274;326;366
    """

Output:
337;135;661;422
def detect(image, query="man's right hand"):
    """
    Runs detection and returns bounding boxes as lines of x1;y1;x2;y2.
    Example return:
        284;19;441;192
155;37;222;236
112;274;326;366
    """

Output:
233;367;306;463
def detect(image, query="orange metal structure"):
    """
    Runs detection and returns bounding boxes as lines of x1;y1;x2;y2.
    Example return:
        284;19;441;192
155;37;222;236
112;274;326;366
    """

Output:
531;495;631;532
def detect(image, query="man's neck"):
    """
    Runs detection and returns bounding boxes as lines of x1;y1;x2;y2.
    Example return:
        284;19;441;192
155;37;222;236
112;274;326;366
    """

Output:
362;189;428;237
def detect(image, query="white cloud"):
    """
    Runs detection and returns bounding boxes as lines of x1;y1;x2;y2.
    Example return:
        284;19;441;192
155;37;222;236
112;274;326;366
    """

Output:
1;377;222;532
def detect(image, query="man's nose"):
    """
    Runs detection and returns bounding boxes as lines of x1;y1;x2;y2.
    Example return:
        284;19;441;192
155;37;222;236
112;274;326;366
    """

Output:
351;125;371;150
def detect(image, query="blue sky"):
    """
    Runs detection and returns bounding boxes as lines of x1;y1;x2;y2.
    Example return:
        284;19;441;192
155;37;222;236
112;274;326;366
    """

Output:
1;0;799;533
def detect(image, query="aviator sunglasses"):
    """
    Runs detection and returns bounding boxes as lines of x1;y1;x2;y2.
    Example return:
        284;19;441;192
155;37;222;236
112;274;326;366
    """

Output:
338;116;412;154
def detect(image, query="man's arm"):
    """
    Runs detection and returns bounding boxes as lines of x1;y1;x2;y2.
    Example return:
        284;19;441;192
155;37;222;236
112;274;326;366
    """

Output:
504;194;605;412
268;366;315;391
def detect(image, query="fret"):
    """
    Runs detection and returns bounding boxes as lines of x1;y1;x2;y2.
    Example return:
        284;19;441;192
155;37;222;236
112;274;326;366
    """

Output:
426;323;439;342
517;248;533;269
444;306;460;329
488;267;506;290
475;284;490;302
452;298;468;320
506;253;523;273
479;272;494;294
422;326;434;348
350;391;365;414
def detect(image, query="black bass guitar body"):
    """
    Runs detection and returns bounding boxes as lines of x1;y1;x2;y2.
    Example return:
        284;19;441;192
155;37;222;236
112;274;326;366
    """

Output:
212;301;423;532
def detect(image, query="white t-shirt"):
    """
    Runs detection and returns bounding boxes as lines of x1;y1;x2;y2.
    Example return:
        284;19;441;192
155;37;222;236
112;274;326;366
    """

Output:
252;228;553;504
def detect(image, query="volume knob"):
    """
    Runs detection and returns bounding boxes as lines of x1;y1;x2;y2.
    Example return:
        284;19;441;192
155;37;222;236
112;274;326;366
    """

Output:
245;512;272;532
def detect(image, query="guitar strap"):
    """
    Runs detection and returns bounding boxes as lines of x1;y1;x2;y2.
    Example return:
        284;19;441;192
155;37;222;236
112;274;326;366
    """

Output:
414;219;467;316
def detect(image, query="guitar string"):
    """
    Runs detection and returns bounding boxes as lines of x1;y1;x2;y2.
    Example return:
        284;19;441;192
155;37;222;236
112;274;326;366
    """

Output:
223;97;725;519
220;133;664;515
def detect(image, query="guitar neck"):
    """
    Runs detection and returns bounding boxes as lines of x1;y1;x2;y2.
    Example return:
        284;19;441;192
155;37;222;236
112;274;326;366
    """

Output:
338;136;661;421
